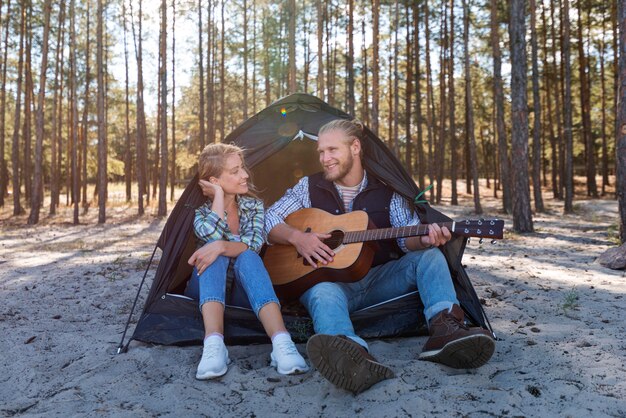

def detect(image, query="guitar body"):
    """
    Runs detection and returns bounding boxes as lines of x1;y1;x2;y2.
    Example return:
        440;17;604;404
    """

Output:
262;208;505;301
263;208;375;301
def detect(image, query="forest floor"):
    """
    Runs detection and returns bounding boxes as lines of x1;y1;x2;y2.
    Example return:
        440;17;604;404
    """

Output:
0;179;625;417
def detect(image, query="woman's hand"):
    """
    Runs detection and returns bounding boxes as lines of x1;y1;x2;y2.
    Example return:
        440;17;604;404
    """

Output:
198;179;223;199
188;241;225;275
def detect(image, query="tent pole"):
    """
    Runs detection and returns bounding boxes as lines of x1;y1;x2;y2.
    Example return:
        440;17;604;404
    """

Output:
116;245;159;354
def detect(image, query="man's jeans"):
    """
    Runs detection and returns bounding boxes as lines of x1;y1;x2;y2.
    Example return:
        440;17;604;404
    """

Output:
186;249;280;317
299;248;458;349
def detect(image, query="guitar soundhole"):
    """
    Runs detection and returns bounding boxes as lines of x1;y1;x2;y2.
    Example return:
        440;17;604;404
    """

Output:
323;230;345;250
301;230;345;267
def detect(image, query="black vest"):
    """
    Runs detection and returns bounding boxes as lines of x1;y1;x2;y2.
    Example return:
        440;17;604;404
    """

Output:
308;172;403;267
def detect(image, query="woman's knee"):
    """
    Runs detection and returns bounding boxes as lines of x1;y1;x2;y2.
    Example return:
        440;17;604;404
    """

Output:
233;249;265;273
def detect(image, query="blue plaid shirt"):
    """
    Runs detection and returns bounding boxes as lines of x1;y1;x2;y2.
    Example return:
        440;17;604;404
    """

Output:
264;171;421;253
194;195;265;253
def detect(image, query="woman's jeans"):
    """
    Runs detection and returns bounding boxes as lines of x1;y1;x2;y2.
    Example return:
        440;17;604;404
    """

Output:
299;248;459;350
186;249;280;317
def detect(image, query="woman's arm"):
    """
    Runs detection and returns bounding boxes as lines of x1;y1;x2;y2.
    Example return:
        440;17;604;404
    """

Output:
188;240;249;275
239;198;266;253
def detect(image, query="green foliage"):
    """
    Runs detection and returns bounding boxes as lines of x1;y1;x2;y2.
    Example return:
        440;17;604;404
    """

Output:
558;288;580;315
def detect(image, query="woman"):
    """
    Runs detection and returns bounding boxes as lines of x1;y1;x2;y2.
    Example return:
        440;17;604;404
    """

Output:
186;143;308;380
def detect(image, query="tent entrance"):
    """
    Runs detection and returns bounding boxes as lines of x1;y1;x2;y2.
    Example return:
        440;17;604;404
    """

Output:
121;93;491;350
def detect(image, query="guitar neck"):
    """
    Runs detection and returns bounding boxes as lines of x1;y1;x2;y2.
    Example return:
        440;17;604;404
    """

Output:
343;221;455;244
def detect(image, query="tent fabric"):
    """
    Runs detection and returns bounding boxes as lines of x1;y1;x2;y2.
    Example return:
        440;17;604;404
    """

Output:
129;93;492;347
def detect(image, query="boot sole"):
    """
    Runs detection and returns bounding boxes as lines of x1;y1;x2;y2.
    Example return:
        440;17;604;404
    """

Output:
419;334;495;369
306;334;394;394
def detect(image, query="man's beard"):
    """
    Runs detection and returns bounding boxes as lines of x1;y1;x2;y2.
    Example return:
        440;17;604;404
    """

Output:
323;154;354;182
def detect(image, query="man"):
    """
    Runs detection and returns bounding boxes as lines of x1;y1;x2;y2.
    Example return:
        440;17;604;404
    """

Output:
265;119;495;394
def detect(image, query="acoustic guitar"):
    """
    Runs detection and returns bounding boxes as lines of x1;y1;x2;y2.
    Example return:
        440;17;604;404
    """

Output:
263;207;504;301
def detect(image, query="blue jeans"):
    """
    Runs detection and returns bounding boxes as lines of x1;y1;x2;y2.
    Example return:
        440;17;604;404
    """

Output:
186;249;280;317
299;248;459;349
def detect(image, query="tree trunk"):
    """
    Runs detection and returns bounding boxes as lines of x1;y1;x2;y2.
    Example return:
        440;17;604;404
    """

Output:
11;0;25;215
302;0;309;93
158;0;167;216
576;0;597;198
27;0;53;224
287;0;296;93
96;0;106;223
463;0;481;214
371;0;380;135
600;7;609;195
154;50;161;201
198;0;205;148
491;0;511;213
262;9;270;106
207;0;215;143
23;5;33;208
81;0;91;209
448;0;457;206
413;3;424;189
243;0;248;118
219;0;225;141
130;0;147;214
562;0;574;214
436;1;448;204
404;2;413;176
425;0;436;202
540;0;558;200
361;19;369;126
392;0;400;157
509;0;533;232
316;0;324;100
617;0;626;242
70;0;79;223
251;0;256;113
49;0;65;214
170;0;176;201
529;0;544;212
346;0;354;115
0;0;11;207
123;0;132;201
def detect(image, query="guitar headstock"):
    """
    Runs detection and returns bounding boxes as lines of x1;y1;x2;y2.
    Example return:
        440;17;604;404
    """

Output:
454;219;504;239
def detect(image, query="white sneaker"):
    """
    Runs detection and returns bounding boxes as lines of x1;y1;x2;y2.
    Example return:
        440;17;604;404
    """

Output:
196;336;231;380
270;334;310;375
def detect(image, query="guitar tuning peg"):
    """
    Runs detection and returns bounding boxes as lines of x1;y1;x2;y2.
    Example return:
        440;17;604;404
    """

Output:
479;238;484;244
491;239;497;245
467;238;471;244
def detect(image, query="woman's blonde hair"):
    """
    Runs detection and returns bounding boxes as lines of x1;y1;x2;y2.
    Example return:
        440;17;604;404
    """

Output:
198;143;259;198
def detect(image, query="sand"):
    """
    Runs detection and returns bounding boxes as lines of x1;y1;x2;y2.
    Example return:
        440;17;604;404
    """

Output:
1;195;625;417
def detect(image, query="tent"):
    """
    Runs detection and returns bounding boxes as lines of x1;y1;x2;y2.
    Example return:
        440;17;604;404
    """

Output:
118;93;493;351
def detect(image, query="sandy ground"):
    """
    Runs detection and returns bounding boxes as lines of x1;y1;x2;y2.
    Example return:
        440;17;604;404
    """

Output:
1;193;625;417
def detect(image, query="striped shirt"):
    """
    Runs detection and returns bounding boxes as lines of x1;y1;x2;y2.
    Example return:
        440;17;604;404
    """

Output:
264;171;421;253
336;181;362;212
194;195;265;254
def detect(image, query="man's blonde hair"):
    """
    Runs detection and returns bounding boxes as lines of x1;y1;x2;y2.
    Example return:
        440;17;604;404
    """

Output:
318;119;365;145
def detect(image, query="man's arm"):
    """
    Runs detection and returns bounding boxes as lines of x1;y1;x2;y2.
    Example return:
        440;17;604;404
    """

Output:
390;193;452;252
265;177;334;266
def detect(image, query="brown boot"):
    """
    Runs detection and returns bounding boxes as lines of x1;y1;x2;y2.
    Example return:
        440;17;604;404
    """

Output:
306;334;394;394
419;305;495;369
